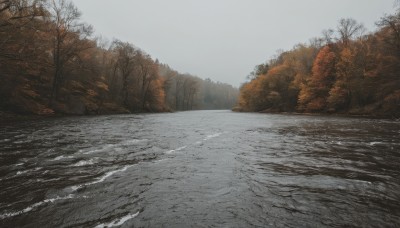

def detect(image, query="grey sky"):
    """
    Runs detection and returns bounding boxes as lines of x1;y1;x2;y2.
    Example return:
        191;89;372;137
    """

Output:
71;0;395;87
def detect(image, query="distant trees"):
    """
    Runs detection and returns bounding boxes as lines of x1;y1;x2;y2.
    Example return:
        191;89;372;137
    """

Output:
200;78;238;109
104;40;166;112
0;0;238;115
159;65;238;111
237;13;400;117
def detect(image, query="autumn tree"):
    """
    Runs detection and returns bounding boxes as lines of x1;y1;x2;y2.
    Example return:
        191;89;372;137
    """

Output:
158;64;178;110
144;77;165;112
0;0;45;29
0;0;46;62
298;45;337;112
238;80;262;111
327;48;353;110
0;0;52;114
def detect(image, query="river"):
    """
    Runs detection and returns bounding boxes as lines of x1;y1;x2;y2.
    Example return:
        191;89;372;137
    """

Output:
0;110;399;227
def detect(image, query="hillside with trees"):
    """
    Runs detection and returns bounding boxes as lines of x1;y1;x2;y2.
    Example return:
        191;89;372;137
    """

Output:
0;0;238;116
236;10;400;118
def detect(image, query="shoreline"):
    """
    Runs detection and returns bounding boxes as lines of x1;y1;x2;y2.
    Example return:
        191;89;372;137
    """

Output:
0;110;174;123
1;110;398;123
232;109;399;120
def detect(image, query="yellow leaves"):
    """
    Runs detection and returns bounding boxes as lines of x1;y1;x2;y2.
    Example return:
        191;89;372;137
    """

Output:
21;88;40;98
20;84;39;99
95;81;109;91
297;45;338;112
297;85;312;110
38;108;55;115
340;47;353;61
327;83;349;110
306;98;326;112
69;80;84;90
311;46;337;81
86;89;98;97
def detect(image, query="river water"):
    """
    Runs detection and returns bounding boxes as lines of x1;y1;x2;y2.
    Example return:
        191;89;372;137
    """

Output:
0;110;399;227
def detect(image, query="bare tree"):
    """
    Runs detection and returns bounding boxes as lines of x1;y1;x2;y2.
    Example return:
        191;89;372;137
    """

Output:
322;29;335;44
110;40;139;108
336;18;365;46
136;54;157;111
47;0;93;105
377;8;400;53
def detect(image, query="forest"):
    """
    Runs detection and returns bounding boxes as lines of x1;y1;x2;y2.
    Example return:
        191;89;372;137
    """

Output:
236;8;400;118
0;0;238;115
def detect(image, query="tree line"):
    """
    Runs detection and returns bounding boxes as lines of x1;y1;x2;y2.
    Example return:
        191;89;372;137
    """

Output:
236;8;400;118
160;64;238;111
0;0;238;115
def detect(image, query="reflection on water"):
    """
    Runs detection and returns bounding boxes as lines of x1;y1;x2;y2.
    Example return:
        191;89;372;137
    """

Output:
0;111;399;227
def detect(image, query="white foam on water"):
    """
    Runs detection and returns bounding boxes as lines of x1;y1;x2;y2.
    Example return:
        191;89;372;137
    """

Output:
165;146;187;154
330;141;343;145
0;138;11;143
70;165;134;191
0;194;74;219
36;177;61;183
83;144;114;155
203;133;222;141
153;159;167;164
79;139;148;154
16;167;42;176
53;155;74;161
13;140;32;144
122;139;148;145
15;163;24;166
369;142;382;146
95;212;140;228
16;170;29;175
82;139;147;155
71;159;96;167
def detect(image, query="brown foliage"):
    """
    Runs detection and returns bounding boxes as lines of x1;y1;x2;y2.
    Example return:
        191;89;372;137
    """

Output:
238;12;400;118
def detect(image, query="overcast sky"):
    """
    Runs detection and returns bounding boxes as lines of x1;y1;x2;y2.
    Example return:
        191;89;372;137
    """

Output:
71;0;396;87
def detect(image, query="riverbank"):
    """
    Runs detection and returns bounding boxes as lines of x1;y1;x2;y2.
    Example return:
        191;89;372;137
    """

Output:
0;111;45;123
0;107;175;123
232;107;399;120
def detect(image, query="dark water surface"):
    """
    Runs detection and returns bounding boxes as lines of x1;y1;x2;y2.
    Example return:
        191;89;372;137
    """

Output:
0;110;399;227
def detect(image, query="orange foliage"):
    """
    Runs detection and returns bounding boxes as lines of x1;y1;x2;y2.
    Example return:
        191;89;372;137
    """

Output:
298;45;337;112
